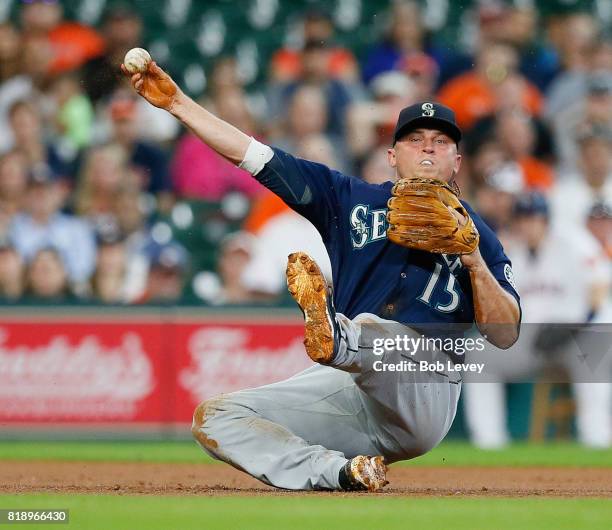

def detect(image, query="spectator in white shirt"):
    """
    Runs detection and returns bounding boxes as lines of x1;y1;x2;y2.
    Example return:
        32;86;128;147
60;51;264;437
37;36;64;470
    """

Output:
587;202;612;324
587;202;612;261
9;166;96;294
464;192;611;448
550;71;612;175
0;35;54;154
551;125;612;230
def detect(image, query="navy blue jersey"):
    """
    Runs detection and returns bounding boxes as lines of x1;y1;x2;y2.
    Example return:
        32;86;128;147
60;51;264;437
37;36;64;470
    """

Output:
255;148;520;326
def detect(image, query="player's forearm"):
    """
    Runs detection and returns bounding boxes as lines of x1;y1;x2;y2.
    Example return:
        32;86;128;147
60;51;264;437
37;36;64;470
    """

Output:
467;260;520;349
170;92;252;165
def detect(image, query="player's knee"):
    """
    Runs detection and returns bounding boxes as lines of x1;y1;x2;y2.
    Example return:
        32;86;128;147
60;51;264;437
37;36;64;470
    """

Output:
191;394;247;439
191;396;229;451
191;401;206;436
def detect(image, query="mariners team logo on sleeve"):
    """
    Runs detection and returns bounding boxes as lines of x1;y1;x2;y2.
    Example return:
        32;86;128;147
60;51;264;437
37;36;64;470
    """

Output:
504;264;516;289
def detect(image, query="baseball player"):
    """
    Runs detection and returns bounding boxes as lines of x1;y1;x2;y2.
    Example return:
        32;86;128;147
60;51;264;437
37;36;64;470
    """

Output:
464;193;611;448
124;60;521;491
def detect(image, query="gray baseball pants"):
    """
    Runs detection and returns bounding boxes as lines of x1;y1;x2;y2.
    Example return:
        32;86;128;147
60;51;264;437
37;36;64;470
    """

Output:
191;313;461;490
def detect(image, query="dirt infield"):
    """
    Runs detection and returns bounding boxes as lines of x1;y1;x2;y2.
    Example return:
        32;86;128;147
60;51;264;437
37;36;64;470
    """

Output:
2;461;611;497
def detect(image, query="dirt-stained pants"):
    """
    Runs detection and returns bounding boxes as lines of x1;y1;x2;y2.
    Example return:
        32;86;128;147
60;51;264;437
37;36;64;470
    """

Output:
192;313;461;490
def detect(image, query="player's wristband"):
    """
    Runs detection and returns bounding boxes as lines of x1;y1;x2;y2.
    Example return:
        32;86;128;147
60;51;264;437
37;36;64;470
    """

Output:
239;137;274;176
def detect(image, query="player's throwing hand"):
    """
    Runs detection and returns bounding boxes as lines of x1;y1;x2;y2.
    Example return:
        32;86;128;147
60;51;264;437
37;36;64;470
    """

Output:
121;58;179;112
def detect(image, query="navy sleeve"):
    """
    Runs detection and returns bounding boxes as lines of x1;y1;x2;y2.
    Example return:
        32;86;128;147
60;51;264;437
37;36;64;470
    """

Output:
463;201;521;305
253;147;351;240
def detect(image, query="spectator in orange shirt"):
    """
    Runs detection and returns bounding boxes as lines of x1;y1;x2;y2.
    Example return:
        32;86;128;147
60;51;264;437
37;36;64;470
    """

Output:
270;9;358;83
437;43;542;131
465;109;554;194
495;110;554;191
19;0;105;75
268;40;361;140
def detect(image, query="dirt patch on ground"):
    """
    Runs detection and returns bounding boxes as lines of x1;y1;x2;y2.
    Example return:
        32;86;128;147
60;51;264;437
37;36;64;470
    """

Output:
2;461;611;497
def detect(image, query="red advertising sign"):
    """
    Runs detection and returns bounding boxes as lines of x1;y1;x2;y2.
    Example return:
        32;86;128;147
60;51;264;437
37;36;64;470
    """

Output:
0;313;311;426
174;322;312;421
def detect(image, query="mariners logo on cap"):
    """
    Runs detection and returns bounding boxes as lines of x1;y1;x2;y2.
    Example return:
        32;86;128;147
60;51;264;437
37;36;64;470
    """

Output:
421;102;435;117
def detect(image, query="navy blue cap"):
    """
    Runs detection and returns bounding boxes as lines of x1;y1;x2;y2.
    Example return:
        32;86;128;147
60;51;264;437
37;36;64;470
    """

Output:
150;242;189;272
393;101;462;145
588;202;612;220
514;192;549;218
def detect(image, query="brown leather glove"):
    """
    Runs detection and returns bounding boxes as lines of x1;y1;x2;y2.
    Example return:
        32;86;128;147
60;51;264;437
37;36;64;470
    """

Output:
387;177;479;254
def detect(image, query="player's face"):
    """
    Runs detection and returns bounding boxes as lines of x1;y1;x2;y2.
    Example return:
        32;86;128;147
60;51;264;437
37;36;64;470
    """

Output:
387;128;461;182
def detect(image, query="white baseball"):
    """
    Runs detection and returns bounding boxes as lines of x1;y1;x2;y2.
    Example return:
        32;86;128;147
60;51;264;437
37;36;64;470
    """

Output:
123;47;152;74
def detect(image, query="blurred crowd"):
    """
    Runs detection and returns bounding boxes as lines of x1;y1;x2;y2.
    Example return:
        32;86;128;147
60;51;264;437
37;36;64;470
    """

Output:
0;0;610;311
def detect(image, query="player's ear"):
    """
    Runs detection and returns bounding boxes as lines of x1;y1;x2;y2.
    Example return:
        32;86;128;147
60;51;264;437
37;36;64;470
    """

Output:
387;147;397;168
454;153;462;174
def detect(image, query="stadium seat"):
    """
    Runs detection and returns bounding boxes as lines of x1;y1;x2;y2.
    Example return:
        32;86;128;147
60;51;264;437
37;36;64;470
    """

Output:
167;197;250;273
529;367;576;442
